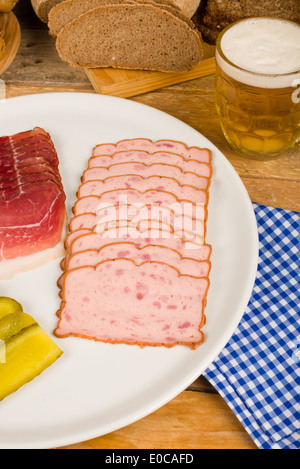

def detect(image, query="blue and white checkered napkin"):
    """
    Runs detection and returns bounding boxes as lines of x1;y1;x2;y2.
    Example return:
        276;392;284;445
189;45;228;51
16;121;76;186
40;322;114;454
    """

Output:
204;202;300;449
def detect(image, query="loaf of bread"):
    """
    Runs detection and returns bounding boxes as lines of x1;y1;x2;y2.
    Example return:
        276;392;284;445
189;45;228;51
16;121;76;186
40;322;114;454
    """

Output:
56;4;203;71
193;0;300;44
49;0;189;37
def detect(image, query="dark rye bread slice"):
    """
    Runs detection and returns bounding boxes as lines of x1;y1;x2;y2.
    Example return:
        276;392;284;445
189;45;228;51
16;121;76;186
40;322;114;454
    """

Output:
56;4;203;72
48;0;184;37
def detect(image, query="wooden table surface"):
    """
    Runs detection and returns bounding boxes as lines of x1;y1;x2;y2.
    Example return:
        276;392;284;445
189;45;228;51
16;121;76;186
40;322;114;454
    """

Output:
2;1;299;450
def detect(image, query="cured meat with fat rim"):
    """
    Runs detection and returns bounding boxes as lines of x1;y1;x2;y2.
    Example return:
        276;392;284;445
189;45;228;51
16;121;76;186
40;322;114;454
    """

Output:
0;146;59;166
0;181;66;259
56;138;212;349
55;259;209;348
0;128;66;279
75;187;208;209
69;217;206;247
0;150;57;170
66;233;211;264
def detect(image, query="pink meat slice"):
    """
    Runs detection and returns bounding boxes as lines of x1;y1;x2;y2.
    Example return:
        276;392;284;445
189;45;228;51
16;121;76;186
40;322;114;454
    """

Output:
55;259;209;348
0;132;55;147
73;196;206;221
89;151;211;173
0;127;66;262
69;215;205;246
0;180;66;261
82;166;209;190
60;229;210;272
93;139;212;164
0;162;62;182
72;196;206;240
0;149;59;169
66;244;211;275
0;178;63;201
78;176;208;202
57;233;211;288
77;185;208;205
0;155;60;175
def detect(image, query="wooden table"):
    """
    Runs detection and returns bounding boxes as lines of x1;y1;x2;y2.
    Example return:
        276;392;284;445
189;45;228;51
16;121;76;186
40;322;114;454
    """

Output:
3;1;299;450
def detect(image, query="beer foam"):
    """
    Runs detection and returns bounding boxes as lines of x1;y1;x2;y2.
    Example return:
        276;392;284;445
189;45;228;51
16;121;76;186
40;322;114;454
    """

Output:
217;18;300;88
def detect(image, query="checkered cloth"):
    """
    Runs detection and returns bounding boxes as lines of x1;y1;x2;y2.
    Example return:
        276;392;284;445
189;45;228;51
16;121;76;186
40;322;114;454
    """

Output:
204;203;300;449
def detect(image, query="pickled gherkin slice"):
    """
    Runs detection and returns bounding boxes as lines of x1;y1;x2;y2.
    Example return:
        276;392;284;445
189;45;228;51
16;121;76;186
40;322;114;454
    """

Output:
0;297;23;320
0;312;36;343
0;323;63;401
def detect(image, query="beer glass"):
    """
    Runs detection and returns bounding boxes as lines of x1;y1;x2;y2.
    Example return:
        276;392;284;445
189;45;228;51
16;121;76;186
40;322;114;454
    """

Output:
214;17;300;159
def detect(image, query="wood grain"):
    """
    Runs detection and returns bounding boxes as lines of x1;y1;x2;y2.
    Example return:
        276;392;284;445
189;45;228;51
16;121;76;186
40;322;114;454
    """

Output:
0;12;20;76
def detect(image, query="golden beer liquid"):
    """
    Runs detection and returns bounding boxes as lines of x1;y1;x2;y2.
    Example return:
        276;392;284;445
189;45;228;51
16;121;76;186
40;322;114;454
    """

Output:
214;19;300;159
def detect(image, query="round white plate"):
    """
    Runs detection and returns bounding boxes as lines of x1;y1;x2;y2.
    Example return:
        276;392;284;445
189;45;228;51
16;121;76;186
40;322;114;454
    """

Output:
0;92;258;449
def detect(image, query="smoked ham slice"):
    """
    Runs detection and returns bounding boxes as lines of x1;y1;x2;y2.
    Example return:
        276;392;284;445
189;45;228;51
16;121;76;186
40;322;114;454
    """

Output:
56;139;212;348
0;128;66;279
82;165;209;189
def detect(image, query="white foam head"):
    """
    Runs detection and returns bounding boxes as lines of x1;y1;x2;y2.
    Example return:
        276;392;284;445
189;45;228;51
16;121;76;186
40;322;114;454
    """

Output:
216;17;300;88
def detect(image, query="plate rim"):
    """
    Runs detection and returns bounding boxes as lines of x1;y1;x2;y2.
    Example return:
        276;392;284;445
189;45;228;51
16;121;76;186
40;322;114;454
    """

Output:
0;92;259;449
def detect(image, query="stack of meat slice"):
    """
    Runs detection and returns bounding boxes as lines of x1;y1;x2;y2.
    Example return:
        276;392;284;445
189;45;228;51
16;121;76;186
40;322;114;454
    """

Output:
55;139;213;349
0;127;67;279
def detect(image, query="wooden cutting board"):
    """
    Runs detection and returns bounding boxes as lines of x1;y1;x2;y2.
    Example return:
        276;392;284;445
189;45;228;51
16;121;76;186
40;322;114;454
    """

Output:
85;43;216;98
0;11;20;77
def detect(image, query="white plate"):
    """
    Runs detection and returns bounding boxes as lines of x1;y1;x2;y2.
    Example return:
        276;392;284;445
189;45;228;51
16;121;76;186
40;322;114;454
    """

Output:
0;92;258;449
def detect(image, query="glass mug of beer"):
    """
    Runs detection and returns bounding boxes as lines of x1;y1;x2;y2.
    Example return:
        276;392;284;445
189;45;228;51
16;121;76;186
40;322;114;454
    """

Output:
215;17;300;159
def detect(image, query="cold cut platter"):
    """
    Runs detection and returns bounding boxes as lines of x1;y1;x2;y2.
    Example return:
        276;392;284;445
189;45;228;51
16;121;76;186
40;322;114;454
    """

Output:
0;92;258;449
